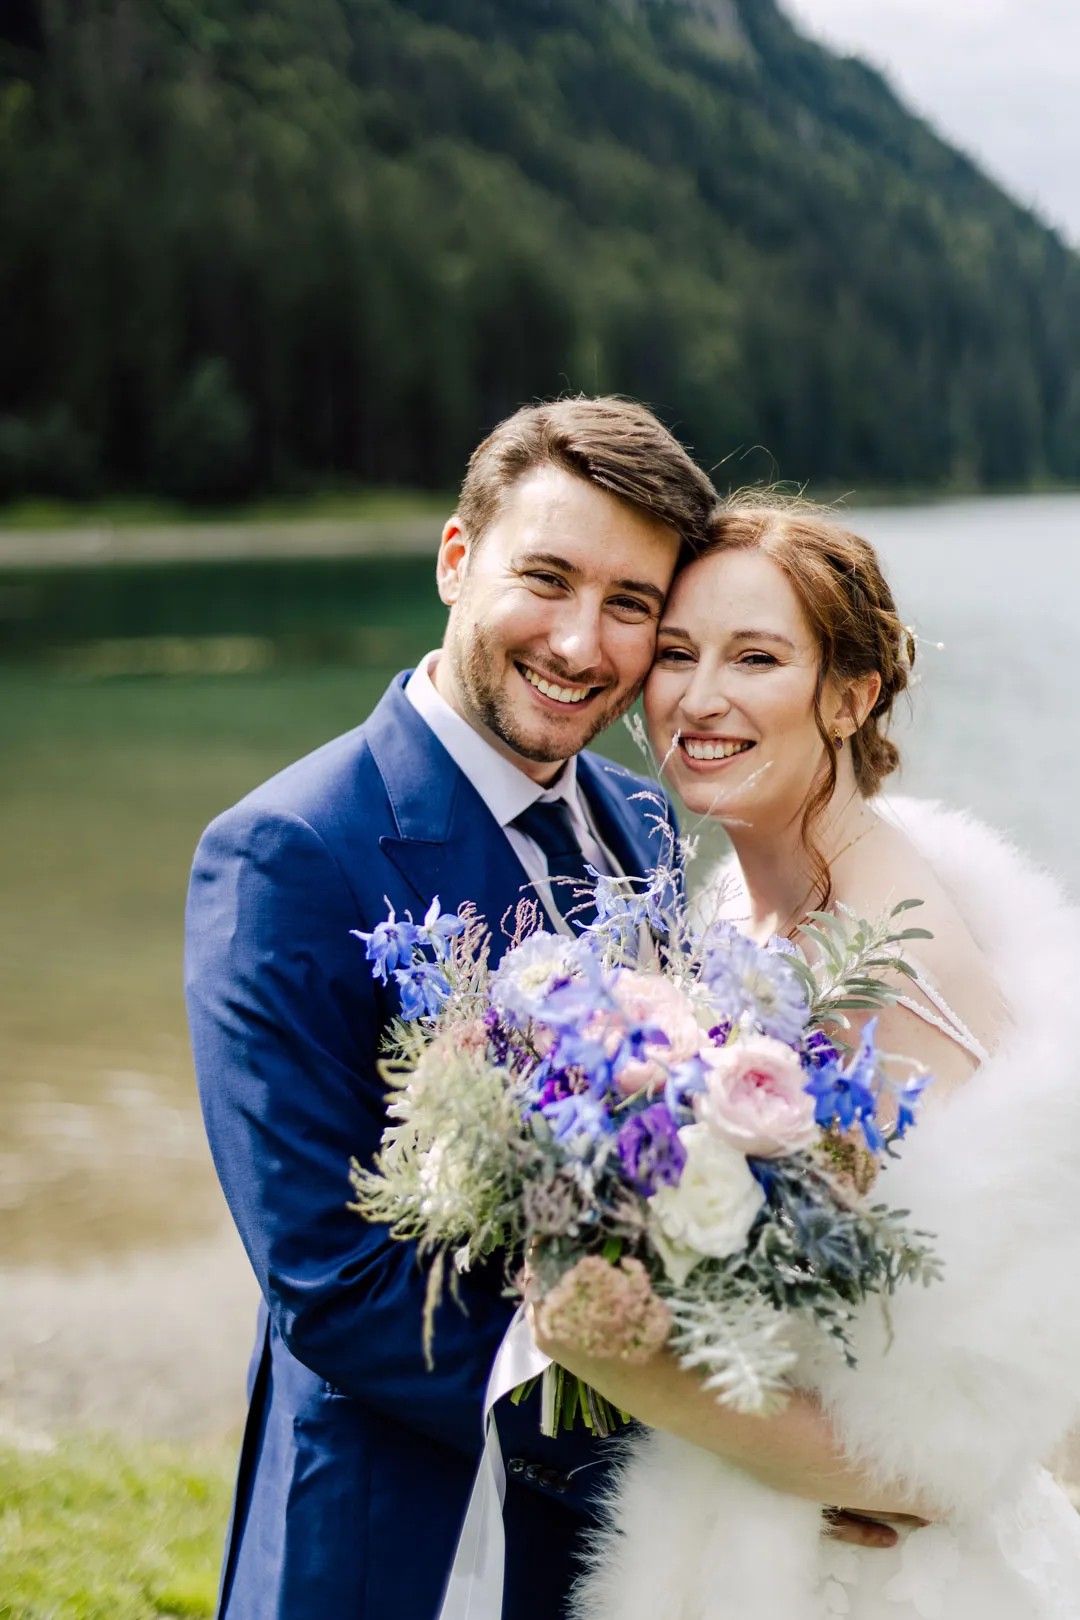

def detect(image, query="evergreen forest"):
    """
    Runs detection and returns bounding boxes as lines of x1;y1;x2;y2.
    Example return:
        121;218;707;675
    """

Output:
3;0;1079;502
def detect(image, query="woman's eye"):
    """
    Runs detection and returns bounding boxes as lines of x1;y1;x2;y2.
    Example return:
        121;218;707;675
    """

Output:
657;646;695;664
738;652;778;667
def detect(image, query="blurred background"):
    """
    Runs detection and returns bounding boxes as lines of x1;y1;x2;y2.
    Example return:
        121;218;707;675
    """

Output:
1;1;1078;1611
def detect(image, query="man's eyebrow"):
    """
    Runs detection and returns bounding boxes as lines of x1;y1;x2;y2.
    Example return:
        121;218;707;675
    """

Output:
613;577;666;608
517;553;665;608
517;551;579;573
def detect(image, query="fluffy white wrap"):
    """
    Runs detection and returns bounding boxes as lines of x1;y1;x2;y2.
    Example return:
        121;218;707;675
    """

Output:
572;799;1080;1620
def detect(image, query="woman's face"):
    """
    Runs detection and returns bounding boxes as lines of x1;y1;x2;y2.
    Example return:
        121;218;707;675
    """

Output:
643;547;838;831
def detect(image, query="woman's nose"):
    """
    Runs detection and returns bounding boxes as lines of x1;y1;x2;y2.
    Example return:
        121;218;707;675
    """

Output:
678;666;732;723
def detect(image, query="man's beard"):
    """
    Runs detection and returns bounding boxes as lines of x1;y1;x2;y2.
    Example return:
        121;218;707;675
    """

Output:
450;619;640;764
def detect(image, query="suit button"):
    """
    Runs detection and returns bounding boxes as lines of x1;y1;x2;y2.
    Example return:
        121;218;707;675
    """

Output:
507;1457;525;1476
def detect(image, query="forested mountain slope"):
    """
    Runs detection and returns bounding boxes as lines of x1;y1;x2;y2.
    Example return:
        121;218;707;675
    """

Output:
2;0;1078;499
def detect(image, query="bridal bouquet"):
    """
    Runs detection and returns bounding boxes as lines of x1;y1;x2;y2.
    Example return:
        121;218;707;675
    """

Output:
349;831;941;1434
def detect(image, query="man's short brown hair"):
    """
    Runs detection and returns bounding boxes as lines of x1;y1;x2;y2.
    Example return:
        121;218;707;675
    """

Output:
457;396;716;552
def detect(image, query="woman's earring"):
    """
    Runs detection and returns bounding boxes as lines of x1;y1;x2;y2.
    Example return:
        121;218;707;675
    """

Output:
833;732;844;751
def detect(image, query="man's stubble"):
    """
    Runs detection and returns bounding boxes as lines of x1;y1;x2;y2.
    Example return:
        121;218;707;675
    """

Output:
447;614;643;766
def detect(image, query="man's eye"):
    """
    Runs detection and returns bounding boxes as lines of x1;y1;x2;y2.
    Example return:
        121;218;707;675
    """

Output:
524;571;565;589
609;596;653;617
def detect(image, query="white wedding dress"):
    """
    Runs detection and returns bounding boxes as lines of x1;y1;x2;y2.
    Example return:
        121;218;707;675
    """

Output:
573;799;1080;1620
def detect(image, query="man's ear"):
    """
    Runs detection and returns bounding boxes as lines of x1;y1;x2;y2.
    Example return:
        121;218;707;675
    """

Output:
833;671;882;740
436;517;469;607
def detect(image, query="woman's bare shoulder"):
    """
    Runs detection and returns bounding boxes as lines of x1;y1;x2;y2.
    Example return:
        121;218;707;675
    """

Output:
834;820;1006;1083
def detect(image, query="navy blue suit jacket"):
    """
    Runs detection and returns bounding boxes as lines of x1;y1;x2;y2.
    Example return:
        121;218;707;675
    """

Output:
185;674;673;1620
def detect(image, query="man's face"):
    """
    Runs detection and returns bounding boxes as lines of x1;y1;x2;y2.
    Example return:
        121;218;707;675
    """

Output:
436;464;682;782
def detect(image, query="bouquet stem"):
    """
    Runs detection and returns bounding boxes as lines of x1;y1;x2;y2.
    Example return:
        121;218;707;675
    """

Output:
536;1364;626;1438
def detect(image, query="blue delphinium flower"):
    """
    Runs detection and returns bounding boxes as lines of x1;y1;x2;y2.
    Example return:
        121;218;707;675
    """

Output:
586;869;671;953
663;1054;708;1123
419;896;465;959
548;1026;618;1099
536;943;616;1029
352;905;420;984
702;929;810;1044
541;1091;615;1150
616;1102;687;1196
393;961;452;1020
802;1019;882;1151
893;1072;933;1140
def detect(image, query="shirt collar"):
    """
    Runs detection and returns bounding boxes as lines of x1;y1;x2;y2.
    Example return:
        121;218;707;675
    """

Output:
405;651;583;827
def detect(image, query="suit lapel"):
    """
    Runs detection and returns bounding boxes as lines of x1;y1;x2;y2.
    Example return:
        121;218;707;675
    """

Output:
366;678;536;963
577;750;669;881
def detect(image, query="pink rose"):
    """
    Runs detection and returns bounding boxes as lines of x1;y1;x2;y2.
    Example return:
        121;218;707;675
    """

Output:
610;971;706;1096
696;1034;817;1158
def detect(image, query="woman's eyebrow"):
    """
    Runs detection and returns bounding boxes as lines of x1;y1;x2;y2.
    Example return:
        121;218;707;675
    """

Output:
657;625;797;648
731;628;797;649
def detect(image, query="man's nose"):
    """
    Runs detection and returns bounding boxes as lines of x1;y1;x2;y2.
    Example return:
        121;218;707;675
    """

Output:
546;599;604;673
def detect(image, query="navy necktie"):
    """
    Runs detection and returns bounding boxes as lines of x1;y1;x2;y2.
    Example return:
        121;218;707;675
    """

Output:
511;798;598;931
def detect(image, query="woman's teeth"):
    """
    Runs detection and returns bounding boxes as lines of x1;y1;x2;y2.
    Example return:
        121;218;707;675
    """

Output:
521;667;592;705
682;738;754;761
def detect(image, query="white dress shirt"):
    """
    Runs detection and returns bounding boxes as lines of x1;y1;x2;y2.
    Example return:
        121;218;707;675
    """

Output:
405;651;623;931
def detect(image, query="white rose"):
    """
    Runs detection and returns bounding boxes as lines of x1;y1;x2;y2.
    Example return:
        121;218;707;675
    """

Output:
647;1124;765;1286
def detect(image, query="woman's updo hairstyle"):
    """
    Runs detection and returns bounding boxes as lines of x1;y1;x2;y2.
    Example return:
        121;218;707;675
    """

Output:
705;495;916;905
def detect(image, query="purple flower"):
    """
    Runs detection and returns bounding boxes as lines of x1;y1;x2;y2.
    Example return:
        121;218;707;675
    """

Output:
616;1103;688;1196
535;1067;580;1109
802;1029;840;1070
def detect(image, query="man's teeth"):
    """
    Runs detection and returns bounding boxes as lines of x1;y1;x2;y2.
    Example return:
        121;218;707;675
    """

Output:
522;667;592;704
683;738;754;761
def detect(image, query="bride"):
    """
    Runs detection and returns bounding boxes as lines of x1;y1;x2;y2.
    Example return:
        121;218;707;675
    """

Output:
531;500;1080;1618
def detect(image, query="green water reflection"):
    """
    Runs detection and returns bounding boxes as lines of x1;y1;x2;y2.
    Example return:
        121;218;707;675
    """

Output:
0;553;656;1263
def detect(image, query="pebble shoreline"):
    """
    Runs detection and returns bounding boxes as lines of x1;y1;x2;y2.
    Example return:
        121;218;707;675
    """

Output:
3;1227;1077;1512
0;1224;256;1448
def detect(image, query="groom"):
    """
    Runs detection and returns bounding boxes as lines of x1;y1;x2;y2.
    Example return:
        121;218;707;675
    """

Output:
185;396;718;1620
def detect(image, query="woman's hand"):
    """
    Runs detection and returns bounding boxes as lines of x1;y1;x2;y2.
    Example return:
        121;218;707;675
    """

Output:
527;1288;932;1531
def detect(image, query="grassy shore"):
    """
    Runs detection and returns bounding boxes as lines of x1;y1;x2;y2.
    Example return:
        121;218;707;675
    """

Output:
0;1434;233;1619
4;479;1080;534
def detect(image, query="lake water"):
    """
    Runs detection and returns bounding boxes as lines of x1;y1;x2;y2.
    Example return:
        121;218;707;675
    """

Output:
840;494;1080;896
1;492;1078;1265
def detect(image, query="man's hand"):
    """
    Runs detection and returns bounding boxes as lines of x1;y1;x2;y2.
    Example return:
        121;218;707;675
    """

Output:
823;1508;929;1549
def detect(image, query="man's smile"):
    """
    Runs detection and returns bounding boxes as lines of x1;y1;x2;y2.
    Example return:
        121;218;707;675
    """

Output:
515;660;606;709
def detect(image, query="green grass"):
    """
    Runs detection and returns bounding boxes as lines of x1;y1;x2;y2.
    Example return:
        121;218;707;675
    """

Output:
0;489;455;530
0;1434;233;1619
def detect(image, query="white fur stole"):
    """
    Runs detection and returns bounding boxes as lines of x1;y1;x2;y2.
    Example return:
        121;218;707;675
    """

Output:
573;799;1080;1620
